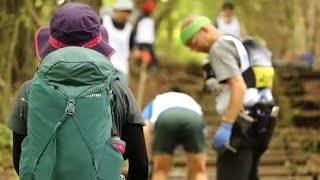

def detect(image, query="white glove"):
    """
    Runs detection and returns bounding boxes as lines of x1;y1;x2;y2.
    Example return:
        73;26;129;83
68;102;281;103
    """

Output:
205;78;223;95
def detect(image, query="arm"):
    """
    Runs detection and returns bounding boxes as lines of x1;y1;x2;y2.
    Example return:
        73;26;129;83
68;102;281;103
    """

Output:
223;75;247;123
12;132;27;174
141;101;154;160
143;120;153;160
122;124;148;180
210;39;246;119
113;81;148;179
7;81;31;174
210;40;247;149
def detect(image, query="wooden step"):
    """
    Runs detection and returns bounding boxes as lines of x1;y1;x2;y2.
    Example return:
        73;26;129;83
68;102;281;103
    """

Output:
168;174;314;180
293;112;320;128
290;96;320;110
306;154;320;176
172;152;307;167
168;165;312;180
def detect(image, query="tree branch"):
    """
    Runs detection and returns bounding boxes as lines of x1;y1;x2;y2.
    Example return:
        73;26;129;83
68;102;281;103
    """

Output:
8;18;20;65
27;2;42;28
155;0;177;31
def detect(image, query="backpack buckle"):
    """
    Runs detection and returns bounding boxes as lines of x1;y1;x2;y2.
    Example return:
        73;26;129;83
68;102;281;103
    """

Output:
109;90;114;100
65;102;75;115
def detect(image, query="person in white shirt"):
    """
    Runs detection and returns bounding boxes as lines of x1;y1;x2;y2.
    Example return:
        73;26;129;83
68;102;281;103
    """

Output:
102;0;136;81
135;1;158;69
142;90;208;180
214;2;246;39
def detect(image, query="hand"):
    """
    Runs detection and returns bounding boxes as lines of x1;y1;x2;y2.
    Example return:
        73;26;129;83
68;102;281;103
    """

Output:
140;51;152;63
212;121;233;149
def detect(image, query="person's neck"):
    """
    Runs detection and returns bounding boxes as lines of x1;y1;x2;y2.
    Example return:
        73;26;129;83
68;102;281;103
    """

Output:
215;31;223;40
223;16;232;23
206;31;222;52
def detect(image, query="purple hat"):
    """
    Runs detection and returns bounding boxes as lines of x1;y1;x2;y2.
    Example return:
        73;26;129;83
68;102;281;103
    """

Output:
35;3;116;61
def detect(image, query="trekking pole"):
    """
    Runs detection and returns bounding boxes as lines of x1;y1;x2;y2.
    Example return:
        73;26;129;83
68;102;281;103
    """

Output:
137;51;151;109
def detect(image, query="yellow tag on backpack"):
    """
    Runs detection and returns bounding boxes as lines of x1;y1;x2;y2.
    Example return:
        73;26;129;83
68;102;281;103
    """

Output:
252;66;274;88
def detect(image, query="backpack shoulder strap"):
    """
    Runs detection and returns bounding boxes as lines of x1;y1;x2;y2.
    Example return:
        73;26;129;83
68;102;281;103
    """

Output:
109;74;121;138
220;35;250;72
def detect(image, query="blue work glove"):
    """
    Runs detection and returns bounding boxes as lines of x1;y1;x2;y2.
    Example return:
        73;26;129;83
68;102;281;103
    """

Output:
212;121;233;149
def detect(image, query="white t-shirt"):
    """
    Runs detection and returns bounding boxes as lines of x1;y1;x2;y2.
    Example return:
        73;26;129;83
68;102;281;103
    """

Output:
143;92;203;126
216;15;241;38
135;17;155;44
103;15;132;75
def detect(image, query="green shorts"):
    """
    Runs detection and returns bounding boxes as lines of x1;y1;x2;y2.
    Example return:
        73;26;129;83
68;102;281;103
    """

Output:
153;108;205;155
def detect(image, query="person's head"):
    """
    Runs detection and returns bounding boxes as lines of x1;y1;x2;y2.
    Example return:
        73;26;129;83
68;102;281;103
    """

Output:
112;0;133;23
180;16;221;53
222;2;235;18
35;3;115;61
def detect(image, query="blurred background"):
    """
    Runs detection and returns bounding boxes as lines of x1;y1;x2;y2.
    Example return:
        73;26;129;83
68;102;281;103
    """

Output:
1;0;320;179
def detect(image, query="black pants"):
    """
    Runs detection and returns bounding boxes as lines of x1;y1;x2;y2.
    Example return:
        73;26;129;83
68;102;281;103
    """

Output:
217;147;258;180
217;114;276;180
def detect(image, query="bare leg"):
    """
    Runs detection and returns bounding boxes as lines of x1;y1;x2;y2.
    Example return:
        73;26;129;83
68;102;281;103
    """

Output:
152;154;172;180
186;152;207;180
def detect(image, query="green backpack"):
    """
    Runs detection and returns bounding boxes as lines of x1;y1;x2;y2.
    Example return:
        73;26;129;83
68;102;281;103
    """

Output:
19;47;123;180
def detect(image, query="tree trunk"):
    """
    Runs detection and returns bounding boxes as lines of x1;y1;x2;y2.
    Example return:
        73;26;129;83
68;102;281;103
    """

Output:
154;0;177;32
292;0;306;54
0;0;22;122
305;0;316;52
0;0;103;122
314;1;320;69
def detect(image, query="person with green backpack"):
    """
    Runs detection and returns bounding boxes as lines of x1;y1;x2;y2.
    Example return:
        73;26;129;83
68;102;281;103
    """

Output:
7;3;148;180
180;16;278;180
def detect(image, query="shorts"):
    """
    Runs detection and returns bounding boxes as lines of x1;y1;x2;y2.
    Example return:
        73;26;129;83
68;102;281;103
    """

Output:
153;108;205;154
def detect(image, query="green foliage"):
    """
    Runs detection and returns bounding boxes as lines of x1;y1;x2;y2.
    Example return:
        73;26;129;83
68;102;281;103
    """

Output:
301;140;320;152
0;123;12;166
154;0;222;64
102;0;115;6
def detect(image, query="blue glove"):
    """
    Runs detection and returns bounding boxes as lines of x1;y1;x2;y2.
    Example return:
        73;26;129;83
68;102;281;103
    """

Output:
212;121;233;149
